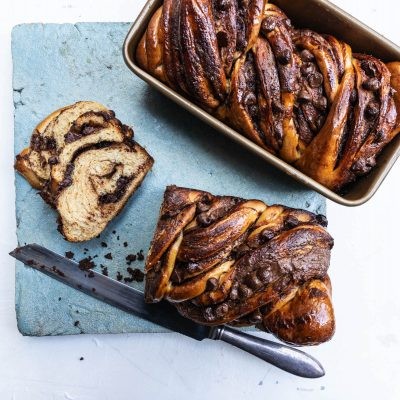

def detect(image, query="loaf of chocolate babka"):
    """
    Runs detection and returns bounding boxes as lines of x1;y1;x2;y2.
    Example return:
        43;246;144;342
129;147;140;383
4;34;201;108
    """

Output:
137;0;400;192
15;101;154;242
145;186;335;345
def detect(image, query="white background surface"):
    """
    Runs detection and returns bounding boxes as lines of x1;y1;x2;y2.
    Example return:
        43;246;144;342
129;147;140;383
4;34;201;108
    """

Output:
1;0;400;399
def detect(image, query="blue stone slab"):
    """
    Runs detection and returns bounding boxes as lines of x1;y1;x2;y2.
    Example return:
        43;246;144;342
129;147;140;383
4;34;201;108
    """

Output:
12;23;326;336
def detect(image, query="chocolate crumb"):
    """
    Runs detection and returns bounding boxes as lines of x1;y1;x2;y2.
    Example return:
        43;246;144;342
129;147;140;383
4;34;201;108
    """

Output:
58;297;62;301
74;320;80;327
80;357;84;361
116;271;123;281
104;253;113;260
88;270;95;278
92;288;96;292
101;242;108;248
112;230;116;234
117;235;120;241
78;257;95;270
123;242;128;248
137;250;144;261
126;254;136;265
83;248;89;252
101;265;109;276
127;267;144;282
65;251;74;259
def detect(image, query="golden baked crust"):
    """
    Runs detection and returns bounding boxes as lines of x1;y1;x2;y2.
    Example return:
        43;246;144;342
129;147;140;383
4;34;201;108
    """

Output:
138;0;400;193
15;101;154;242
145;186;335;346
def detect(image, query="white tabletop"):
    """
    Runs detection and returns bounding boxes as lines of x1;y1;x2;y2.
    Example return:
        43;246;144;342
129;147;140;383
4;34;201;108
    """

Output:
1;1;399;399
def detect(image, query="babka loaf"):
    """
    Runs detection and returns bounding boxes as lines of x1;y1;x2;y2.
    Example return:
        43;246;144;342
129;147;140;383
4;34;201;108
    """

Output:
137;0;400;192
15;101;154;242
145;186;335;346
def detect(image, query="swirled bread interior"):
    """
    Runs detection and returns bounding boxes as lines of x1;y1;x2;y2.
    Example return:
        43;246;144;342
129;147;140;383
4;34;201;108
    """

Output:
15;101;154;242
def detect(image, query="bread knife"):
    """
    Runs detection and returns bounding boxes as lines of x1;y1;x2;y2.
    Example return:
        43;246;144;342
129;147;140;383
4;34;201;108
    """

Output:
10;243;325;378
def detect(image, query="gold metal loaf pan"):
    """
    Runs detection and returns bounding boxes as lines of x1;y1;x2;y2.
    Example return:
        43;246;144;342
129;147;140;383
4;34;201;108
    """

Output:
123;0;400;206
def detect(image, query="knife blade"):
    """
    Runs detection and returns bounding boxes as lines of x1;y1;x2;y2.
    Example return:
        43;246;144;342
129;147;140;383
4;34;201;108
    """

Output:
10;243;325;378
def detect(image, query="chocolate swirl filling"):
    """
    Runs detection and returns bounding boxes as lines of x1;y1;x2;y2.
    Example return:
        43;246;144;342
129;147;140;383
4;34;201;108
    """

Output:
15;101;154;242
145;186;335;346
138;0;400;192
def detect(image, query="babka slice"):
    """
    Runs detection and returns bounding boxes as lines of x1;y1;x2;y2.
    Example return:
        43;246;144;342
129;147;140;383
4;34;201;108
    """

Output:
15;101;154;242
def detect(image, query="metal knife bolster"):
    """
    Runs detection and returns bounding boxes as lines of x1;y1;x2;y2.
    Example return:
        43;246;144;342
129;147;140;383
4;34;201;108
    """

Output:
10;244;211;340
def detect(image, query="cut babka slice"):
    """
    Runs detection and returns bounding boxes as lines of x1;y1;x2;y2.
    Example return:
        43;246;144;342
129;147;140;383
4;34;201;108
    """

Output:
145;186;335;346
15;101;154;242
